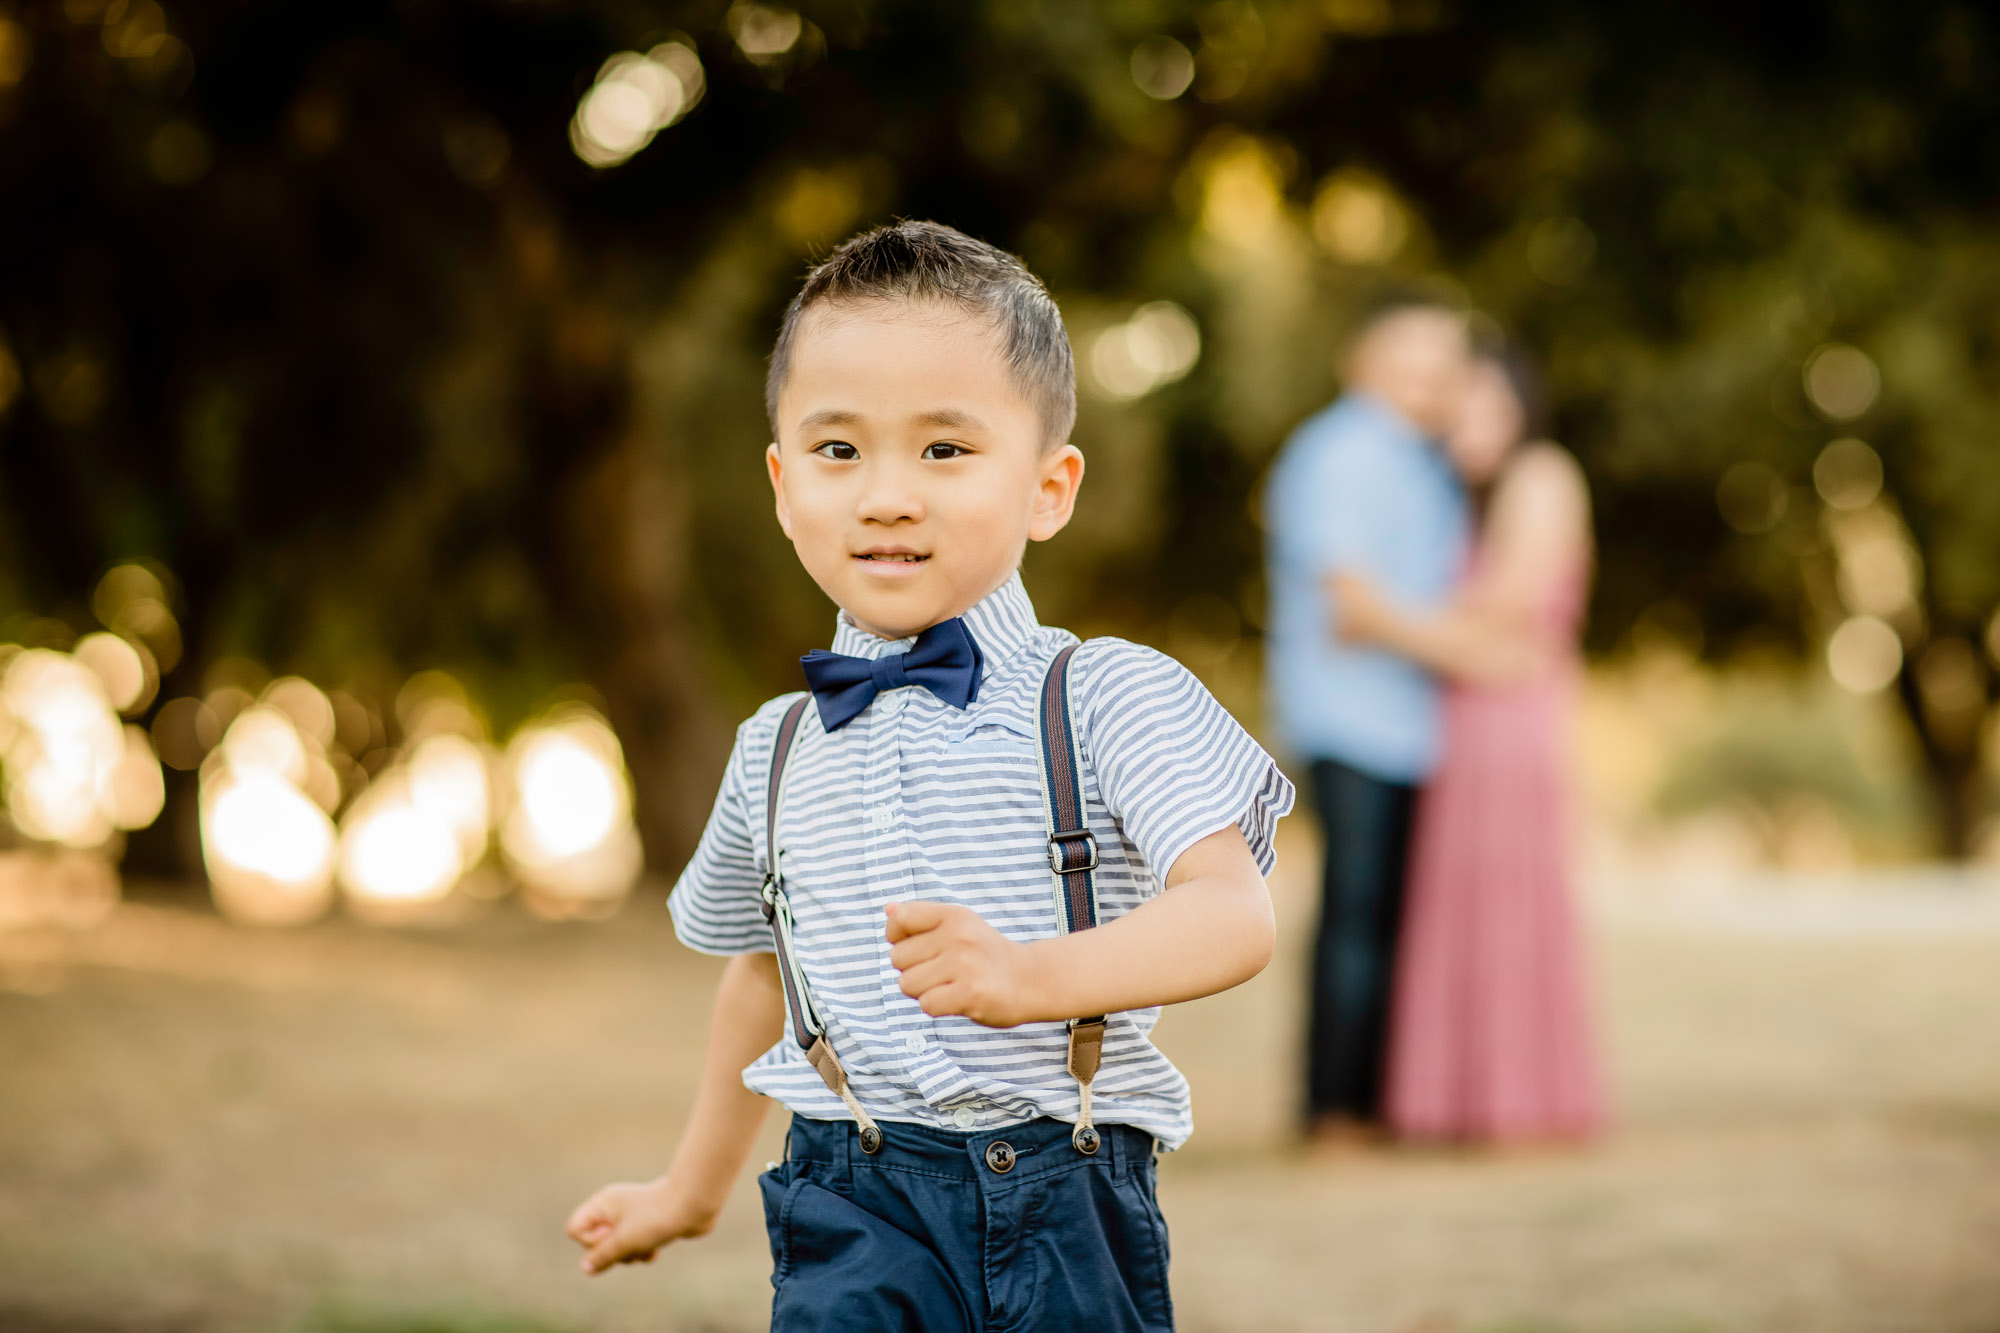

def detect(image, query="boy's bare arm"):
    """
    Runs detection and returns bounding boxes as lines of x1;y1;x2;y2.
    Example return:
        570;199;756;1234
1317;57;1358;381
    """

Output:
566;951;784;1275
886;824;1275;1028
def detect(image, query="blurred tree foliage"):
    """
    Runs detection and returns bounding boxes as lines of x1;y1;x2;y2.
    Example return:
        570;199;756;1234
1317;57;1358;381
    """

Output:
0;0;1996;866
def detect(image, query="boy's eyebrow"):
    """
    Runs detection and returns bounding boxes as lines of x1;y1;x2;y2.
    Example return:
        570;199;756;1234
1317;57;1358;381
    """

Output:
911;407;989;433
797;408;864;433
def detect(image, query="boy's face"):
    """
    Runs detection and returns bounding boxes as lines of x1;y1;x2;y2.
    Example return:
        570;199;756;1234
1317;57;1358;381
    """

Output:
768;301;1084;640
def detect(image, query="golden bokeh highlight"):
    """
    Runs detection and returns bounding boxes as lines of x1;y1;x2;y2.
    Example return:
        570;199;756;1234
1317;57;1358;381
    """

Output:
569;42;705;169
500;707;643;918
338;772;466;922
1311;171;1409;265
1827;615;1903;694
1087;302;1203;402
728;4;803;63
0;647;162;850
1131;36;1196;101
200;704;339;926
1199;137;1287;246
1813;438;1883;510
1803;343;1881;421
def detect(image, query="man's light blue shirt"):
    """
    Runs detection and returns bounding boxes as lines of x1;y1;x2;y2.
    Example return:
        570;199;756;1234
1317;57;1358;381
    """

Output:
1263;393;1468;784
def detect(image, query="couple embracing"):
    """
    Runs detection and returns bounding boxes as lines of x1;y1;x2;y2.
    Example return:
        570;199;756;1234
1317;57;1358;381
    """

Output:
1266;300;1602;1148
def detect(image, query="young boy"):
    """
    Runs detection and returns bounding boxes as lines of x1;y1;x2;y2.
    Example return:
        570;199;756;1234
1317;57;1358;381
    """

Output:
566;221;1294;1331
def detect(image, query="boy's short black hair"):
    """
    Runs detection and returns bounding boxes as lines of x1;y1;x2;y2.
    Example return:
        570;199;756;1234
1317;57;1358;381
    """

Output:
766;220;1077;447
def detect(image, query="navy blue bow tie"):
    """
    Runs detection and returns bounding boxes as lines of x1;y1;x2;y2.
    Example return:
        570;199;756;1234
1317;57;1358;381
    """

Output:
800;618;984;732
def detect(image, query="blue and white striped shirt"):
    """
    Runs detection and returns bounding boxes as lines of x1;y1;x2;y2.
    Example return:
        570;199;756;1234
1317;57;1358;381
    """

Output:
668;575;1295;1150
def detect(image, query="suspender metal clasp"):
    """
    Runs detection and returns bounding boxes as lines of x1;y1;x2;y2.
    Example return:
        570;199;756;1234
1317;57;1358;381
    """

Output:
1046;829;1099;875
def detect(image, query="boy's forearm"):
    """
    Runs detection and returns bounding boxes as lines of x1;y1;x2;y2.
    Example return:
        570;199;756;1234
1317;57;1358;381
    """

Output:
660;952;785;1212
1019;857;1274;1022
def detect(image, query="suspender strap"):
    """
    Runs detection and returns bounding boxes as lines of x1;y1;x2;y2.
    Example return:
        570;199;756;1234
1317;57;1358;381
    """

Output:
761;696;883;1154
1037;643;1107;1155
763;645;1105;1159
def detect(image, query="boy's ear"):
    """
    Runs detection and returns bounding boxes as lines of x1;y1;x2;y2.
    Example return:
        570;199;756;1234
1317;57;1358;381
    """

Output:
766;442;795;539
1027;443;1085;543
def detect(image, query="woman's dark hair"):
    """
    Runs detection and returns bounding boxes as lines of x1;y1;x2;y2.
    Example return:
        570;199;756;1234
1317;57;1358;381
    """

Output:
1476;342;1547;443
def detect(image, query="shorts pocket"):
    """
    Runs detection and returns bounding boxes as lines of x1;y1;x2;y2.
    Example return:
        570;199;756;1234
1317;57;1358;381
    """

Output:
759;1166;811;1290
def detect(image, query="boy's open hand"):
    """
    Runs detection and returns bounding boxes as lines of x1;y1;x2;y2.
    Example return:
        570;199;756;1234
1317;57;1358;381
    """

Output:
565;1177;717;1276
887;900;1043;1028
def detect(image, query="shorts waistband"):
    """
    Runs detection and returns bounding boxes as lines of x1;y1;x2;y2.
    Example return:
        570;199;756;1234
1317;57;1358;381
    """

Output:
784;1113;1153;1185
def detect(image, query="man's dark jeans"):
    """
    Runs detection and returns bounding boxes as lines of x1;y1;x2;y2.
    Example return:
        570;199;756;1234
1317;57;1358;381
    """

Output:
1306;757;1417;1121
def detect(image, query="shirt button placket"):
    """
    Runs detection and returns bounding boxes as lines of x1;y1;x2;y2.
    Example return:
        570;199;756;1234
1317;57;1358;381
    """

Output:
875;690;927;1053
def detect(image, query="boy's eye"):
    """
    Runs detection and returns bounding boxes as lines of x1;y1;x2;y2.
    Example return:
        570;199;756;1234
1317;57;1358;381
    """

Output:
922;441;967;460
814;440;859;461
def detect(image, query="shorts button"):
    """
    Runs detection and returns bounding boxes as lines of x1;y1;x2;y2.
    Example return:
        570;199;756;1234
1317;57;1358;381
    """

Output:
984;1140;1015;1174
952;1106;976;1129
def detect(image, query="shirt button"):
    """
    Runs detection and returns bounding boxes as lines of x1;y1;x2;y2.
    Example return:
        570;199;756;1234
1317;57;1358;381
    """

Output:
952;1106;977;1130
904;1033;925;1056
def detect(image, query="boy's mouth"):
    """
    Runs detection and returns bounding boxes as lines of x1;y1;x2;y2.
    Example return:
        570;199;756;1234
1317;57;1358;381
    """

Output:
854;549;929;564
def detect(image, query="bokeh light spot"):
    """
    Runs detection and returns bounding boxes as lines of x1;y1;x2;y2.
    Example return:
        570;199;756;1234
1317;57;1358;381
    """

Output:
72;632;149;713
501;708;641;912
1813;438;1883;510
339;777;464;915
1311;172;1408;265
1803;343;1880;421
201;769;338;926
1830;508;1921;617
1087;303;1202;402
570;43;704;168
1826;616;1902;694
729;4;802;61
1199;137;1285;245
1131;36;1195;100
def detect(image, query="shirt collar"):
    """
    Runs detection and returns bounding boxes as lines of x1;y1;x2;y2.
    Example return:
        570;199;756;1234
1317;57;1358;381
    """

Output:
828;573;1040;679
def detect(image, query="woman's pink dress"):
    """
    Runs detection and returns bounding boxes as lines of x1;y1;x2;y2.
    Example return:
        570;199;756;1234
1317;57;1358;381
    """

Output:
1384;553;1602;1143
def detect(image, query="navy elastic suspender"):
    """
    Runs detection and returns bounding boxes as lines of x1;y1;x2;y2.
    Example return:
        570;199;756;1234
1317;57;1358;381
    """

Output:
1037;643;1107;1154
761;695;883;1153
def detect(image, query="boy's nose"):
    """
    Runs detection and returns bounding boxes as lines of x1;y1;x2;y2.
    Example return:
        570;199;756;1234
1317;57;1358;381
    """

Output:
855;462;926;524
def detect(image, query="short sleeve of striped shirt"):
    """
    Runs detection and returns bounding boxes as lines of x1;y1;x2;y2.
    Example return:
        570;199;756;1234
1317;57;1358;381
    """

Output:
1074;639;1296;880
666;700;793;957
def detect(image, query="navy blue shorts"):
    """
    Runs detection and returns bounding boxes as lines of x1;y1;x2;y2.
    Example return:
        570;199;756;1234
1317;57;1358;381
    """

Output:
759;1114;1175;1332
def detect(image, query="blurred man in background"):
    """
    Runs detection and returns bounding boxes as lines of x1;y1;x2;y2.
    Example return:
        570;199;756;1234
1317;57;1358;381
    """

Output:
1263;302;1470;1148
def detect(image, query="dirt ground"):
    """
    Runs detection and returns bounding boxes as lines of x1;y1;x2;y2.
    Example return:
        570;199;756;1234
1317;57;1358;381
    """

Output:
4;831;2000;1333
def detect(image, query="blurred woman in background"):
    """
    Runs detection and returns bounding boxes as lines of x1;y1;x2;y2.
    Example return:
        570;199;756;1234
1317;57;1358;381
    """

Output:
1333;347;1602;1144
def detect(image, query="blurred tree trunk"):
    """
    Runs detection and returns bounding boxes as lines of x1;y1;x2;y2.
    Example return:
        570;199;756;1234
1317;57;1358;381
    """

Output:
571;443;730;871
1894;661;1987;861
557;231;783;873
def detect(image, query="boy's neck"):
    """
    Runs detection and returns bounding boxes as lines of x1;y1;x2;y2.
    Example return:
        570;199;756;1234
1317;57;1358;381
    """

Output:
843;609;961;642
837;573;1017;643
